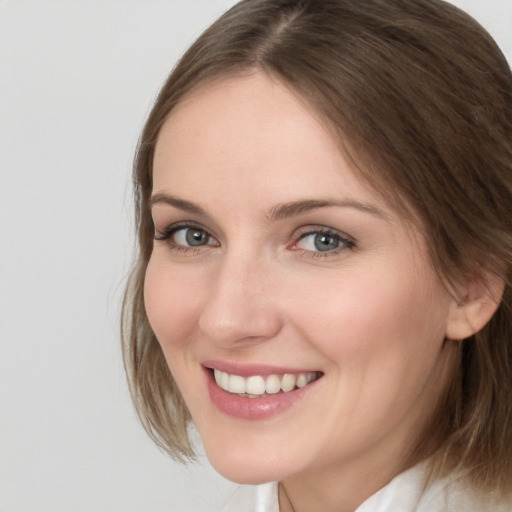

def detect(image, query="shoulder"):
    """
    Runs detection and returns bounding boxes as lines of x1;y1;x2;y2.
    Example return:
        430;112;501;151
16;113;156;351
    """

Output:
220;468;512;512
221;481;279;512
417;474;512;512
356;461;512;512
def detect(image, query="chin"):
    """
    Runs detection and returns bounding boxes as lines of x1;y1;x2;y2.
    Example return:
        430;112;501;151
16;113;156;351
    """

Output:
202;438;293;485
211;461;283;485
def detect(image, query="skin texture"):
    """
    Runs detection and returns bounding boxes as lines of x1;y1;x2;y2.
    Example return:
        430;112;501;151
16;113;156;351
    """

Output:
144;73;462;512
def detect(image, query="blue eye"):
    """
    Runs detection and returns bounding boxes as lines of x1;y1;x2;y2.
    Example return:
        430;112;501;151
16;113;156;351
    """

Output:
300;232;341;251
295;229;354;255
154;224;218;250
173;227;214;247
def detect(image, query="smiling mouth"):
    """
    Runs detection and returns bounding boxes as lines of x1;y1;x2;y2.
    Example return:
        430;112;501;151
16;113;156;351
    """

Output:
212;369;322;398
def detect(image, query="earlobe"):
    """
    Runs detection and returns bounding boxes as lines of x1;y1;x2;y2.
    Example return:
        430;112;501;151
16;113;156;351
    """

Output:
445;272;505;341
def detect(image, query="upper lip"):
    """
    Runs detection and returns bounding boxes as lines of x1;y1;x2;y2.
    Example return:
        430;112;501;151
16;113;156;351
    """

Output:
202;359;321;377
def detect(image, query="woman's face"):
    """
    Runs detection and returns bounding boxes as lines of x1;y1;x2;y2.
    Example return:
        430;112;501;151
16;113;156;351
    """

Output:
145;73;457;484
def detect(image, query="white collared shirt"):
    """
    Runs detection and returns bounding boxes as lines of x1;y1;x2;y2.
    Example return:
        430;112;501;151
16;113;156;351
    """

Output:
222;462;512;511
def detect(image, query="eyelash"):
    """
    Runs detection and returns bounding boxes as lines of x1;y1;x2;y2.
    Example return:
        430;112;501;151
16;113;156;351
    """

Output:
154;222;218;254
292;227;356;259
153;222;356;258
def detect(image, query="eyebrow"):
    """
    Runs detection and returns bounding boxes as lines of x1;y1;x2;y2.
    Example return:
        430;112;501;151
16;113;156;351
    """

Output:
150;192;388;221
150;192;207;216
266;199;389;221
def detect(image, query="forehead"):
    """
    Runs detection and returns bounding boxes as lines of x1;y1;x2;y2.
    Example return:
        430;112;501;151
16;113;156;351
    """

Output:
153;73;384;206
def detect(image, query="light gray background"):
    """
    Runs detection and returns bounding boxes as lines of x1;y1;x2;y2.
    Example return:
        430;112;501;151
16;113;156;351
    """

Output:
1;1;510;511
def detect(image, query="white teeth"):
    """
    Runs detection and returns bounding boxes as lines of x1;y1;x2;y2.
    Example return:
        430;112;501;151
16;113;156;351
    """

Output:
296;373;308;388
213;369;318;396
228;374;246;394
246;375;266;395
220;371;229;389
265;374;281;394
280;373;296;392
214;369;230;389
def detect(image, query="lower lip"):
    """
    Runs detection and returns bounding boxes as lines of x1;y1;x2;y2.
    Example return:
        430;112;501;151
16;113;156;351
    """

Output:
204;368;318;420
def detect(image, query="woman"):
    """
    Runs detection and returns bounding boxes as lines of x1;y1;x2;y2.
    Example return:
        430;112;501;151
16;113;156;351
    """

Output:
122;0;512;510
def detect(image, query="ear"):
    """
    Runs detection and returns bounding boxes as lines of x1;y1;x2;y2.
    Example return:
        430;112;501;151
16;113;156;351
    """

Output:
445;271;505;341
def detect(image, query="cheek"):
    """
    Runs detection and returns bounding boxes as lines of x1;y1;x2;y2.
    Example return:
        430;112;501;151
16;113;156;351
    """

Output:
288;265;451;368
284;267;453;445
143;256;204;347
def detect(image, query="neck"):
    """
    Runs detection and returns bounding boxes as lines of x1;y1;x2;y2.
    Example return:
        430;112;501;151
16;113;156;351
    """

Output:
277;407;445;512
278;451;406;512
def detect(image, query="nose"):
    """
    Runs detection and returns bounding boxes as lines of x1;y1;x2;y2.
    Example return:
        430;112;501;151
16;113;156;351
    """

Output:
198;253;282;347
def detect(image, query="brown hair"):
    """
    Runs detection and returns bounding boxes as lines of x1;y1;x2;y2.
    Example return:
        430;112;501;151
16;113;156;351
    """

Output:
122;0;512;493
